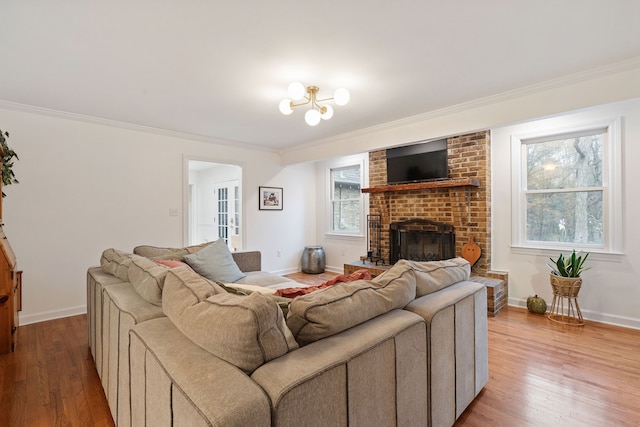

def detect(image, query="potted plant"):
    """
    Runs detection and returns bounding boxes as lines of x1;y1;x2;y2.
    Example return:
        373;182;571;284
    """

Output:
546;250;590;298
0;129;19;198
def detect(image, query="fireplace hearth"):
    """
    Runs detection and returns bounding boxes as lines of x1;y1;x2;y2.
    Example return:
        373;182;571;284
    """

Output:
389;219;455;264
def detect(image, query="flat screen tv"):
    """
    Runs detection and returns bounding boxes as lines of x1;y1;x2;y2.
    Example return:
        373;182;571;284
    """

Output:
386;139;448;184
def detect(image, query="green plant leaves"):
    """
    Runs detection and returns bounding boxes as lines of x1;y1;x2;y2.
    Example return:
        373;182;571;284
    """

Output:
0;129;19;198
548;250;590;277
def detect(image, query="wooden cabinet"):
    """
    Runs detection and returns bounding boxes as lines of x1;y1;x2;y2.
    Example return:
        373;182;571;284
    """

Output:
0;143;21;354
0;225;20;354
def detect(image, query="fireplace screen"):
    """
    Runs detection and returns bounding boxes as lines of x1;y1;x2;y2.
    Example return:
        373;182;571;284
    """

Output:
366;214;383;264
389;219;455;264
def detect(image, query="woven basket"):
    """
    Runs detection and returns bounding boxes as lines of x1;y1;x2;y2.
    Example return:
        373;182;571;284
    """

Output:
549;275;582;297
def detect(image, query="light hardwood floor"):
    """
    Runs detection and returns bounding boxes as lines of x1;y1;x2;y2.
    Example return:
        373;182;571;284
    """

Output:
1;273;639;426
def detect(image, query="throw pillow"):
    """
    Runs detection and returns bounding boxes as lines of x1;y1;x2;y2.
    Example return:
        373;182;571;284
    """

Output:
182;239;246;283
163;268;298;374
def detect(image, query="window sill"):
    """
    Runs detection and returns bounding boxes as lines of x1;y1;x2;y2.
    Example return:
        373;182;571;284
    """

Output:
324;232;365;240
510;245;624;262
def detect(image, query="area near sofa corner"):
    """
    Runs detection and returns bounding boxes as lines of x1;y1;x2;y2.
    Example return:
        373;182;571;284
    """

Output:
87;240;488;427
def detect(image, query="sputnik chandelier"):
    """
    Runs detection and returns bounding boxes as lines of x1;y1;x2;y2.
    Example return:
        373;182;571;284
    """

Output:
279;82;350;126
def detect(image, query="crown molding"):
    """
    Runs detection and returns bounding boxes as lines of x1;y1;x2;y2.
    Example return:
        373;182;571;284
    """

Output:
0;100;277;154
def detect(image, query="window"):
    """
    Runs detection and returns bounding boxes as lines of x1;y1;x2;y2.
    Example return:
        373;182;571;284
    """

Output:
512;118;622;253
329;164;363;234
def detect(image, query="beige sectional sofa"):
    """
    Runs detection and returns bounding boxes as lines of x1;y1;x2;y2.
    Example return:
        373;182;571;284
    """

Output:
87;242;488;427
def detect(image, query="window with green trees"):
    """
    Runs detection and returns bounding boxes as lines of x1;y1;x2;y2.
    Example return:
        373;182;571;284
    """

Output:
330;164;362;234
523;129;605;245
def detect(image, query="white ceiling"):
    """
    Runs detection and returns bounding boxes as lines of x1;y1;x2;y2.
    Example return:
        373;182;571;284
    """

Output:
1;1;639;151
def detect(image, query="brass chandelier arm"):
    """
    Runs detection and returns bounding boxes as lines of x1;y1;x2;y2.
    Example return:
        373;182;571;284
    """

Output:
289;94;334;111
290;97;312;109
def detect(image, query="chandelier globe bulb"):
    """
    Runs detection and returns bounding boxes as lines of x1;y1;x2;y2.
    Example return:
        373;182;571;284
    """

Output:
305;109;321;126
333;88;350;106
279;99;293;115
320;105;334;120
288;82;306;101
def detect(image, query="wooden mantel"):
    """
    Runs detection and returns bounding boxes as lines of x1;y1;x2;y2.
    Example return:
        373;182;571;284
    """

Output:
361;178;480;194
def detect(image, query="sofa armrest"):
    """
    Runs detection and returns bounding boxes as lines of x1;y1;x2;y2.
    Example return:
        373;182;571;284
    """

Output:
404;280;488;426
251;310;428;427
232;250;261;272
130;317;270;427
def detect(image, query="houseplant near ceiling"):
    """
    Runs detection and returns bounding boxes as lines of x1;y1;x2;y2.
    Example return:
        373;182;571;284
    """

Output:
546;250;590;325
0;129;19;198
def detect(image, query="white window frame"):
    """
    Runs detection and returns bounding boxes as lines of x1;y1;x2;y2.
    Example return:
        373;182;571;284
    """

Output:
511;117;623;254
325;157;366;238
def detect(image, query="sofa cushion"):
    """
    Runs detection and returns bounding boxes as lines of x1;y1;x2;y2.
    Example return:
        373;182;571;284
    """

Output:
100;248;134;282
101;248;169;306
393;258;470;297
183;239;246;283
163;267;298;373
217;282;292;316
224;283;277;295
155;259;192;269
233;271;297;288
133;242;211;260
127;256;170;306
286;262;416;346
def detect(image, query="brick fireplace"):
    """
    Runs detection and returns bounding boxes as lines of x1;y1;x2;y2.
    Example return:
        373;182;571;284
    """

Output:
367;131;492;276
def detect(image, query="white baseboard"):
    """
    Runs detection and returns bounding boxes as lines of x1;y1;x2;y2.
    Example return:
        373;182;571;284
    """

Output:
19;305;87;326
272;267;301;276
324;265;343;273
508;297;640;330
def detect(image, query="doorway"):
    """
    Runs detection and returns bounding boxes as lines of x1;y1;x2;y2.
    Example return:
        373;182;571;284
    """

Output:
185;159;242;250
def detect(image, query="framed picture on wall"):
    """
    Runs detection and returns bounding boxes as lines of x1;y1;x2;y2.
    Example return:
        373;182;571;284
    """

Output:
259;186;283;210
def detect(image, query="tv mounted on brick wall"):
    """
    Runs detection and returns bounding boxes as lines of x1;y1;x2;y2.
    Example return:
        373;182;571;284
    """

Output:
386;139;448;184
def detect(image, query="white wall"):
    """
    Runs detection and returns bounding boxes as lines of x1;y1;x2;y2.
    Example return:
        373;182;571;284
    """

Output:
250;161;318;274
0;107;315;324
492;98;640;329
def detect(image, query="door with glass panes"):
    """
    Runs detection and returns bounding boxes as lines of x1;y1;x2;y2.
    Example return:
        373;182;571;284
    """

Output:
215;180;240;248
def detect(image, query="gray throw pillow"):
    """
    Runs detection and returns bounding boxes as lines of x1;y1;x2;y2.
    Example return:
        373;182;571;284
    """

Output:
183;239;246;283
